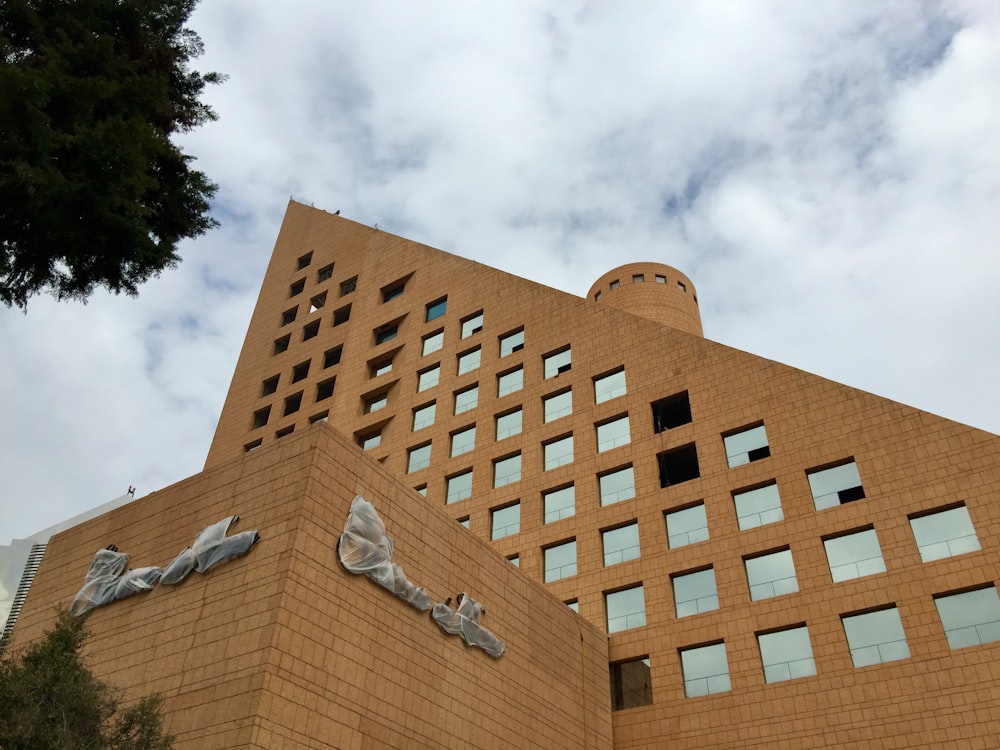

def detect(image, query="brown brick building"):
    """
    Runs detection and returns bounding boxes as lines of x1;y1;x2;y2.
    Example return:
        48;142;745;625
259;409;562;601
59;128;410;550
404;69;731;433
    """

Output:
12;201;1000;748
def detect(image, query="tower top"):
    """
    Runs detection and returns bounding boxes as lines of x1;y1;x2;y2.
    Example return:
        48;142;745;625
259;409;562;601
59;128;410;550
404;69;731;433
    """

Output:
587;263;703;336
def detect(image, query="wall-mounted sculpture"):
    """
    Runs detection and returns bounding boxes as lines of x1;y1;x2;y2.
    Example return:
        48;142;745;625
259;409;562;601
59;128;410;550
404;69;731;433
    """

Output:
161;515;260;584
431;593;505;659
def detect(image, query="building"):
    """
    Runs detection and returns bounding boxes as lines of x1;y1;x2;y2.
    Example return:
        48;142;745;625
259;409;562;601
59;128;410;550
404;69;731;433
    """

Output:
11;201;1000;748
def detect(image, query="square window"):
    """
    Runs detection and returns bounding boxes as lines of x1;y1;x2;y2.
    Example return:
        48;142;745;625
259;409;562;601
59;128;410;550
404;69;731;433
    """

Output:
665;503;708;549
723;424;770;467
275;425;294;439
457;346;481;375
808;460;865;510
296;252;313;270
680;642;730;697
594;369;626;404
281;307;297;326
412;402;436;431
317;263;334;282
498;367;524;397
422;330;444;356
309;292;327;313
934;586;1000;649
758;626;816;683
544;435;574;471
339;276;357;296
544;485;575;523
461;311;484;338
417;365;441;392
606;585;646;633
491;503;521;539
283;391;303;416
543;347;572;378
609;279;620;290
493;453;521;488
655;274;666;284
289;278;305;297
454;385;479;415
364;391;388;413
657;443;700;487
603;523;640;566
499;329;525;357
358;430;382;451
610;658;653;711
333;304;351;326
544;539;577;582
673;568;719;617
291;360;310;383
244;439;262;452
652;392;692;432
302;320;320;341
375;324;399;345
323;346;342;368
597;415;631;452
599;466;635;506
733;482;783;530
909;505;981;562
370;356;394;377
450;425;476;457
251;406;271;430
446;470;473;504
381;276;408;302
632;274;644;283
842;607;910;667
823;528;886;582
544;389;573;423
425;297;448;322
261;375;279;396
315;377;335;401
496;409;523;441
407;443;432;473
745;549;798;601
273;334;291;355
677;281;686;292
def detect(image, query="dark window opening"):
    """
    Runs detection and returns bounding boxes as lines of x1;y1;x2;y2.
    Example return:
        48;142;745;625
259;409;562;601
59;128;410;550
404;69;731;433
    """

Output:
748;446;771;462
309;292;327;313
302;321;320;341
557;363;571;375
292;361;310;383
309;411;329;424
323;346;343;368
339;276;357;296
383;284;404;302
284;392;303;416
244;439;262;452
296;252;313;270
375;324;398;344
289;279;305;297
315;378;335;401
281;307;297;326
317;263;334;282
251;406;271;430
839;486;866;503
652;391;692;433
610;658;652;711
261;375;279;396
658;443;700;488
333;304;352;326
275;425;294;438
273;335;291;355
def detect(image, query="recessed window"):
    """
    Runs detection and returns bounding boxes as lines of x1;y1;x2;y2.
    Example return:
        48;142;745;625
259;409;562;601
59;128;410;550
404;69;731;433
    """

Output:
652;391;692;433
499;329;525;357
296;252;313;270
655;274;666;284
597;415;631;452
251;406;271;430
425;297;448;322
375;323;399;345
364;391;389;413
461;311;484;338
498;367;523;397
309;411;329;424
309;292;327;313
909;505;981;562
261;375;279;396
609;279;620;290
493;453;521;488
842;607;910;667
594;291;602;301
381;276;409;302
508;555;520;567
244;439;262;452
283;392;303;416
450;425;476;457
323;346;342;368
446;470;473;504
292;360;310;383
823;527;886;582
543;389;572;423
632;274;644;283
457;346;481;375
611;658;652;711
339;276;357;296
745;549;798;601
665;503;708;549
422;329;444;356
415;485;427;497
723;424;770;467
273;334;291;355
733;482;783;530
454;385;479;415
808;460;865;510
544;539;577;582
599;466;635;506
594;369;626;404
281;307;297;326
289;278;305;297
412;402;436;431
458;516;470;529
677;281;686;292
332;304;351;326
544;435;574;471
275;425;294;439
606;585;646;633
543;347;572;379
673;567;719;617
758;626;816;683
566;599;579;612
544;485;575;523
496;409;522;441
358;429;382;451
302;321;320;341
934;586;1000;649
315;377;335;402
680;642;730;697
317;263;334;282
369;354;395;378
491;503;520;539
657;443;700;487
417;365;440;392
603;523;640;566
407;443;432;473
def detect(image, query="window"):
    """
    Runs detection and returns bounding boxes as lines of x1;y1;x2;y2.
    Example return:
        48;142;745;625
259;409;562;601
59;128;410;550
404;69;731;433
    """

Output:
358;430;382;451
417;365;440;392
665;503;708;549
599;466;636;506
491;503;521;539
422;330;444;356
244;439;262;452
610;658;652;711
677;281;686;292
652;391;692;432
296;252;313;270
680;643;730;697
457;346;481;375
450;426;476;457
251;406;271;430
458;517;470;529
375;323;398;345
281;307;297;326
508;555;520;567
498;367;523;397
673;568;719;617
594;291;601;301
909;505;981;562
454;385;479;415
544;390;573;423
412;402;436;431
415;485;427;497
292;360;310;383
333;304;351;326
823;528;886;582
655;274;666;284
842;607;910;667
381;276;408;302
273;334;290;355
606;585;646;633
309;292;327;313
609;279;620;290
745;549;798;601
543;347;572;378
499;329;524;357
407;443;431;473
808;460;865;510
493;453;521;488
283;391;303;416
934;586;1000;649
544;435;574;471
603;523;640;566
544;485;575;523
302;320;320;341
323;346;342;368
758;626;816;683
339;276;357;296
461;311;484;338
275;425;294;439
425;297;447;322
317;263;334;282
364;391;388;413
289;278;305;297
544;540;577;582
657;443;700;487
597;415;631;452
566;600;579;612
315;378;335;401
632;274;644;283
723;424;770;467
594;369;626;404
733;482;783;530
309;411;329;424
446;470;473;504
261;375;279;396
496;409;522;441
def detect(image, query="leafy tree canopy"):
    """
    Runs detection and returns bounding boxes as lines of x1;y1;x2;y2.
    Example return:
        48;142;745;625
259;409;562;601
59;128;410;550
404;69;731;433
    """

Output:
0;0;223;310
0;610;174;750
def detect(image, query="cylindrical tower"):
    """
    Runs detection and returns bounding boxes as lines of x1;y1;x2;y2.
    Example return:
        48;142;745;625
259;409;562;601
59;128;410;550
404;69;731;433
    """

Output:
587;263;703;337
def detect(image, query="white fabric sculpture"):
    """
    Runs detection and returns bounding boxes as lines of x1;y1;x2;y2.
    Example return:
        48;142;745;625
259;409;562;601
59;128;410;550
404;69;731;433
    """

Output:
69;547;162;616
337;496;431;611
161;515;260;585
431;592;505;658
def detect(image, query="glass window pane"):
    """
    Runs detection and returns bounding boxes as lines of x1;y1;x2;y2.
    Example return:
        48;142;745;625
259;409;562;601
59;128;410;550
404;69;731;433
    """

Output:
600;466;635;506
454;385;479;415
461;312;484;338
422;330;444;355
446;470;473;504
412;402;436;431
544;540;577;582
496;409;522;440
824;529;886;582
665;504;709;549
457;347;481;375
733;483;783;530
544;348;572;378
417;365;440;392
673;568;719;617
597;416;631;452
935;587;1000;649
842;607;910;667
808;461;864;510
498;367;523;397
595;369;627;404
494;454;521;488
407;444;431;473
426;297;447;322
544;485;576;523
910;506;981;562
606;585;646;633
610;658;652;710
758;626;816;683
723;425;770;467
544;435;574;470
451;426;476;457
745;549;798;600
491;503;520;539
603;523;640;566
500;330;525;357
680;643;730;697
544;390;573;422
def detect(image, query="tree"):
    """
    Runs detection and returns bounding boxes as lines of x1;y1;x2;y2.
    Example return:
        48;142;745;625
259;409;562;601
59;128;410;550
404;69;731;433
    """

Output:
0;0;223;310
0;610;174;750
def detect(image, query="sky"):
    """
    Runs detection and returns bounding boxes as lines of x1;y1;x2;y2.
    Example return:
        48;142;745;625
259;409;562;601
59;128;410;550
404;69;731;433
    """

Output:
2;0;999;546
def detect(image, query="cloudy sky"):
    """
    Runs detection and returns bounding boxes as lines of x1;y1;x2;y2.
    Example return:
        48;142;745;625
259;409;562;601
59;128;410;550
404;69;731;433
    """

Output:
2;0;999;545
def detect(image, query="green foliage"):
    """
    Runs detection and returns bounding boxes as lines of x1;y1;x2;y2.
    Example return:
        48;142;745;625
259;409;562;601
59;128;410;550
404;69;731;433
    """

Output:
0;610;174;750
0;0;223;310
